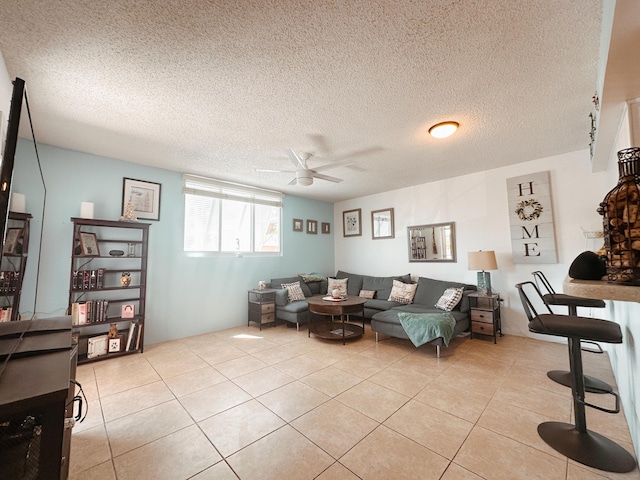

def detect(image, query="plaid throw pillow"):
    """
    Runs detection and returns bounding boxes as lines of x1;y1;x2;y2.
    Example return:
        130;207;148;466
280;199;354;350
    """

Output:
359;289;376;299
435;287;464;311
281;281;305;302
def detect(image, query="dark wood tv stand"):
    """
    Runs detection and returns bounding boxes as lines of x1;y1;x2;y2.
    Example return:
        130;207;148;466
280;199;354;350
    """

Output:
0;317;77;479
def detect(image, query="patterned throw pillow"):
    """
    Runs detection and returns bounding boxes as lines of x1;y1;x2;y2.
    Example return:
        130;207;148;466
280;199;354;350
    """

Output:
327;277;348;296
435;287;464;311
387;280;417;304
359;289;376;299
281;281;306;302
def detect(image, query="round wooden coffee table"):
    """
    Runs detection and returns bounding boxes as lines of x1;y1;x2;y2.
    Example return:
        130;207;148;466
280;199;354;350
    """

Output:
306;295;366;344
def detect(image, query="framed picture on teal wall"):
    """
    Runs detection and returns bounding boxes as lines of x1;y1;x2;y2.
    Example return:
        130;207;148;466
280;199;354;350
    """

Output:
122;177;161;221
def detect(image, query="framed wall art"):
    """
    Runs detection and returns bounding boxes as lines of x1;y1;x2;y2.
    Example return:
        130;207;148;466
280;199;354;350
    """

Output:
321;222;331;234
79;232;100;256
307;220;317;234
122;178;161;221
343;209;362;237
293;218;303;232
371;208;394;239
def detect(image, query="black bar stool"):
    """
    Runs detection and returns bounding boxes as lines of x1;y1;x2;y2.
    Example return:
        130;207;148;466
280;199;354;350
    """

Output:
532;271;611;393
515;281;636;473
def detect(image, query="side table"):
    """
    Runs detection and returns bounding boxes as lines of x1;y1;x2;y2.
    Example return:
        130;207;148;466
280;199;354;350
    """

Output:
469;293;502;343
248;289;276;330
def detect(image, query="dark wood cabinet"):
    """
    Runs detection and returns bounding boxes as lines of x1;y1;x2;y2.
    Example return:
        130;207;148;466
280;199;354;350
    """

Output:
248;289;276;329
469;293;502;343
0;317;76;479
68;218;150;364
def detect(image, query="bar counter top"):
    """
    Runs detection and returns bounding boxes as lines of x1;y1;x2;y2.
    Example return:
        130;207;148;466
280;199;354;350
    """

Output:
563;277;640;303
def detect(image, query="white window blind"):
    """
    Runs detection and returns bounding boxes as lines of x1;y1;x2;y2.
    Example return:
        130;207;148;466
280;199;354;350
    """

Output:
183;175;283;253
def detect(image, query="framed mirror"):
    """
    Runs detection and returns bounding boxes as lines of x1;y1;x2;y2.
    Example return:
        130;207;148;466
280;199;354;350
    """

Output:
408;222;456;262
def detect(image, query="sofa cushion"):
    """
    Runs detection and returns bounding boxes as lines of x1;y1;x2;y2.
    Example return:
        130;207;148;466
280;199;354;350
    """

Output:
270;276;312;297
307;279;328;295
327;277;348;296
388;280;418;304
413;277;471;309
277;300;309;314
336;270;363;296
364;299;403;311
274;289;289;306
282;281;306;302
435;287;464;311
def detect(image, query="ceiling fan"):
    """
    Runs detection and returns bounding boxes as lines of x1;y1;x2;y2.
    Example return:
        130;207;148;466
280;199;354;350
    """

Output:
257;143;383;186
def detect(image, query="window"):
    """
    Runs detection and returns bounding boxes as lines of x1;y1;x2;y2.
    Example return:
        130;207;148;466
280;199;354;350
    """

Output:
183;175;283;253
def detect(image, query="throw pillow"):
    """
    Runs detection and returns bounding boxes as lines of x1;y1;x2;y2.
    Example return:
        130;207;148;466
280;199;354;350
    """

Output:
281;281;305;302
327;277;348;296
359;289;376;299
388;280;417;304
299;272;327;283
435;287;464;311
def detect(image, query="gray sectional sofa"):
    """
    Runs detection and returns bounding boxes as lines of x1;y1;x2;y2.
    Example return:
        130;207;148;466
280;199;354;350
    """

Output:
268;271;476;356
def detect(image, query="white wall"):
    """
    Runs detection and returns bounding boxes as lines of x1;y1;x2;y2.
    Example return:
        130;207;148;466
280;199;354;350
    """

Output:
334;149;610;338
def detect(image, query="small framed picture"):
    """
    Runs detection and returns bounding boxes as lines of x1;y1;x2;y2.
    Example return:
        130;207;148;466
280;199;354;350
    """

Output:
122;177;161;221
321;222;331;234
293;218;303;232
343;209;362;237
79;232;100;256
108;335;124;353
371;208;395;239
307;220;317;234
3;228;22;254
121;304;135;319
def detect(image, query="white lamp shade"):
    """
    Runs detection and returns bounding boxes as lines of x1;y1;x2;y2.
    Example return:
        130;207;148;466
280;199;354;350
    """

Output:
468;250;498;271
10;193;26;213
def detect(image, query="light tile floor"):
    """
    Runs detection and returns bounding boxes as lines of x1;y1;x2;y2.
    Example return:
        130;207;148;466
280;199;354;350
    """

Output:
69;324;640;480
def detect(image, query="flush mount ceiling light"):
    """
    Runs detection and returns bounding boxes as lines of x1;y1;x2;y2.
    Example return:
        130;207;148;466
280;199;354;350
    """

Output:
429;121;459;139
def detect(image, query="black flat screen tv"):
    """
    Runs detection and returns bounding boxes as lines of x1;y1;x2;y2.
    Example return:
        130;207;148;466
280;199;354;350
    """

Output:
0;77;25;249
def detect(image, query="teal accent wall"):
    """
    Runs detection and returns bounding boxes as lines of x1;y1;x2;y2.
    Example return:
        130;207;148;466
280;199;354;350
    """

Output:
12;140;334;344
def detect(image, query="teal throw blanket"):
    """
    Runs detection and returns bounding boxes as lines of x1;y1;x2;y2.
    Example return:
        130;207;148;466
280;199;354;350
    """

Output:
398;312;456;347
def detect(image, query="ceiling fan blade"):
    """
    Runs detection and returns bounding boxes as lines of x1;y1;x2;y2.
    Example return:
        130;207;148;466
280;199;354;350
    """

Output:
255;168;294;173
313;158;357;173
288;177;298;185
286;149;306;169
313;172;343;183
330;146;383;163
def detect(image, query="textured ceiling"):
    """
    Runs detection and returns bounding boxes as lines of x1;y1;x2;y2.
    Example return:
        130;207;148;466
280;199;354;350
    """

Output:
0;0;605;202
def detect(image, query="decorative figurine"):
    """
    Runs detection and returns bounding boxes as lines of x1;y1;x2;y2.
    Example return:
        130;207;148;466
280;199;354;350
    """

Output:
258;280;266;290
120;272;131;287
120;202;137;222
108;323;119;338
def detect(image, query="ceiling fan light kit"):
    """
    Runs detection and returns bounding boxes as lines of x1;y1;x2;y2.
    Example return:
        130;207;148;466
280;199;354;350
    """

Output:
296;170;313;186
429;121;459;138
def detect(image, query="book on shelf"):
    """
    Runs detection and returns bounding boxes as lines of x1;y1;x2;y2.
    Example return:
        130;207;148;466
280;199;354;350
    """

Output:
96;268;104;289
125;321;137;351
71;299;110;325
77;302;88;325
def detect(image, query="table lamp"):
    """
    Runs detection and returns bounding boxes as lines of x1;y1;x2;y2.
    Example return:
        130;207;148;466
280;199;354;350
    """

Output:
468;250;498;295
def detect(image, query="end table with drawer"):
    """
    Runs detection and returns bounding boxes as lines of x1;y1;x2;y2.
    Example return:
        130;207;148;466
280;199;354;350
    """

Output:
469;292;502;343
248;289;276;330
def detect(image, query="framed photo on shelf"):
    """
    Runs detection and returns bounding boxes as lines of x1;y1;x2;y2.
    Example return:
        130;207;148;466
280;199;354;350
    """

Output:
371;208;395;239
79;232;100;256
343;208;362;237
293;218;303;232
122;177;161;221
108;335;124;353
307;219;317;234
121;304;135;319
321;222;331;234
3;227;22;254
